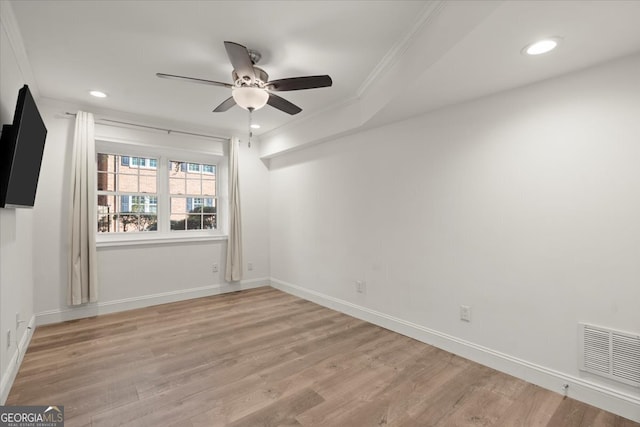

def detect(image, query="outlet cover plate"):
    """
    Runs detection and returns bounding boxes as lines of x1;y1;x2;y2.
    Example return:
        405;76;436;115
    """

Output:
460;305;471;322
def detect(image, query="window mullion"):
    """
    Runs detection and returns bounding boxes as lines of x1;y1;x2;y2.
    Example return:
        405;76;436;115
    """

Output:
158;155;169;233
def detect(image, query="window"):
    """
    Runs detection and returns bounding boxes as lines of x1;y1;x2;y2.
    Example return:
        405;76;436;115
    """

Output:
97;154;158;232
97;152;219;238
169;161;217;230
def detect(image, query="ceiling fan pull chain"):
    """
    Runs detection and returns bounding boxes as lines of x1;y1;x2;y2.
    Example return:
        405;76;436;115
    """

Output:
248;108;253;148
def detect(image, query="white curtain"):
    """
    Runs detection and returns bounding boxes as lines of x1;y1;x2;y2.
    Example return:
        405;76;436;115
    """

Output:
68;111;98;305
225;137;243;282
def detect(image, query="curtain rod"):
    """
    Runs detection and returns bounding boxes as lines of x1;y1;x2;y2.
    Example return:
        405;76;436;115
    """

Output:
64;112;229;142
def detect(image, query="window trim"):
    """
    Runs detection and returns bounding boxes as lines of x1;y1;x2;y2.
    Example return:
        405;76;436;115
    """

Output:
95;139;228;246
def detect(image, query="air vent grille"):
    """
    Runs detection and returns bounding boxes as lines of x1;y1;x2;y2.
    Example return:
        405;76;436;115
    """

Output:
579;323;640;387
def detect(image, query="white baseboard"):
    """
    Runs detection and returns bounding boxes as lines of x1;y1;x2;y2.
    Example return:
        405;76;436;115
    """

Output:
270;278;640;423
1;315;36;404
35;278;269;326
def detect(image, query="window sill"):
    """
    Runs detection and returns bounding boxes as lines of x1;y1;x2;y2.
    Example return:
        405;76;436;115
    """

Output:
96;234;228;248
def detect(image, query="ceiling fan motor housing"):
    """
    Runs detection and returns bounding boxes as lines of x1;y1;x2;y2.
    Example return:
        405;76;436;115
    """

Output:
233;67;269;87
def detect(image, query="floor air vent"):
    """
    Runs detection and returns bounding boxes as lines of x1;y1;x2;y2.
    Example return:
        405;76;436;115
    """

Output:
579;323;640;387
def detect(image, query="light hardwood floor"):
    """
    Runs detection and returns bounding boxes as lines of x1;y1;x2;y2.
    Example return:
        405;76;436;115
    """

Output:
7;287;639;426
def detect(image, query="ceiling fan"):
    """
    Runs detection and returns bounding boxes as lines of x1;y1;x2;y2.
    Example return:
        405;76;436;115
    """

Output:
157;41;333;115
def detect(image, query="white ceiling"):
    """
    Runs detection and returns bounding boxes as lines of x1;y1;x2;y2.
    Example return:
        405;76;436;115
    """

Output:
9;0;640;142
9;0;426;135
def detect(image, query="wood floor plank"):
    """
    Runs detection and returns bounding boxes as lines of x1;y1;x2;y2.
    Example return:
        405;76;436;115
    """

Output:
227;388;324;427
547;398;605;427
6;287;639;427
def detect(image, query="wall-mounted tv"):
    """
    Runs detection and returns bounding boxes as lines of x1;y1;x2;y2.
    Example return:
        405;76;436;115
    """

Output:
0;85;48;208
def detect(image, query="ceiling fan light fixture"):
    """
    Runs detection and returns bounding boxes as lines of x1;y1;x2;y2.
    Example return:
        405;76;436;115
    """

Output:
232;87;269;111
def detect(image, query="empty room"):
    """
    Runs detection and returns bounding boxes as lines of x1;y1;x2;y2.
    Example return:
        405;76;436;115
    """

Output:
0;1;639;425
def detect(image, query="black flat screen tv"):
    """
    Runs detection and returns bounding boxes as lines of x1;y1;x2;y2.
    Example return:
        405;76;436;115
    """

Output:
0;85;47;208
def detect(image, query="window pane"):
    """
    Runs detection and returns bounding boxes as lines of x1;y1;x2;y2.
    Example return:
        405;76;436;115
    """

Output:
203;165;215;174
149;196;158;214
117;213;157;232
119;195;130;213
187;215;203;230
169;161;183;174
139;175;157;193
169;178;185;195
202;179;215;196
203;214;216;229
120;160;135;172
186;179;201;195
130;196;157;214
119;214;138;232
171;197;187;214
189;197;203;213
97;153;114;173
97;172;116;191
136;214;157;231
98;195;116;211
170;214;187;230
118;174;138;192
98;213;112;233
139;167;156;176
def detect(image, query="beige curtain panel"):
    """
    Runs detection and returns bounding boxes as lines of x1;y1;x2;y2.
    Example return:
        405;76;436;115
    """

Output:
225;136;243;282
68;111;98;305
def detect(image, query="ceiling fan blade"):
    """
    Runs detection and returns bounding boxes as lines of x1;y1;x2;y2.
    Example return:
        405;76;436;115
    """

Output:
224;41;256;83
156;73;232;88
266;75;332;91
212;96;236;112
267;93;302;115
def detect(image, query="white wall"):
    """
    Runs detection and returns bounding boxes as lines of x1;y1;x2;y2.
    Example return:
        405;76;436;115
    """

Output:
0;2;37;403
32;101;270;324
269;53;640;419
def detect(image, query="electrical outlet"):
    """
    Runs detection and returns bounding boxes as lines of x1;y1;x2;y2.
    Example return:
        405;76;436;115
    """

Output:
247;262;253;271
212;263;218;273
6;330;11;349
355;280;366;294
460;305;471;322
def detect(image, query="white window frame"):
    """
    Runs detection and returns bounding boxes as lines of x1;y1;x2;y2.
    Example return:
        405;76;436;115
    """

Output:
95;139;228;247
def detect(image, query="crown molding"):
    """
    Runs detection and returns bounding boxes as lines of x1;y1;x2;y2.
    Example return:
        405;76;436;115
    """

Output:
0;1;40;97
259;1;446;149
357;1;446;98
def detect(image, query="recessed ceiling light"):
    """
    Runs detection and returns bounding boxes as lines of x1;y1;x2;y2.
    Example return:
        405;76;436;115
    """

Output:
523;38;561;55
250;124;261;129
89;90;107;98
